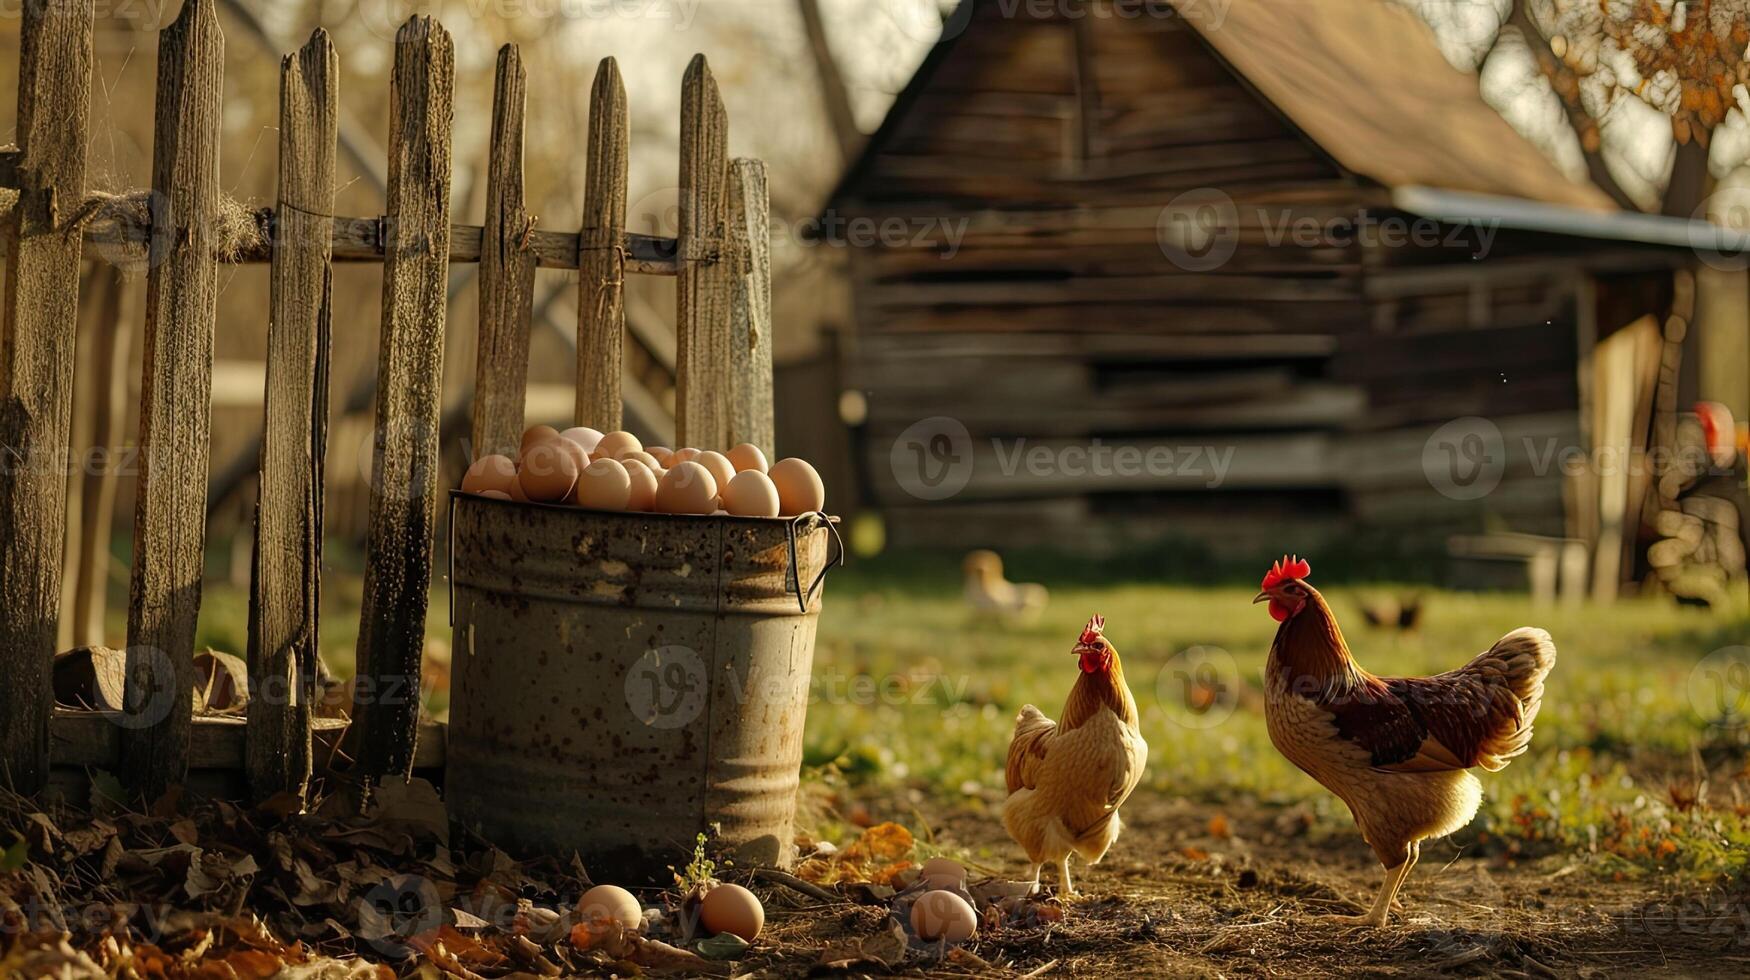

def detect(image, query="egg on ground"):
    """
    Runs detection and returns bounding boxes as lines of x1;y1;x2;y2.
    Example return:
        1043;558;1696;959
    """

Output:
656;461;717;514
699;883;764;942
517;440;580;502
726;443;768;473
919;857;967;888
595;430;642;460
721;470;780;518
623;459;659;511
461;454;518;496
695;450;737;490
577;884;643;933
574;457;632;511
768;458;825;516
910;890;977;943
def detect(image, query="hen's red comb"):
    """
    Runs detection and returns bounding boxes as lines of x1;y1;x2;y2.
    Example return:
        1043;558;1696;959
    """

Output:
1079;614;1106;644
1261;555;1311;590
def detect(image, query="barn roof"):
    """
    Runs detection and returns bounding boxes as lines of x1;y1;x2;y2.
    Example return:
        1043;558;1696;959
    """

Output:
1186;0;1613;212
828;0;1627;217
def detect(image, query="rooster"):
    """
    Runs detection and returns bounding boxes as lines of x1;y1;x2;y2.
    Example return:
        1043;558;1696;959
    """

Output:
1254;556;1554;927
1003;615;1147;896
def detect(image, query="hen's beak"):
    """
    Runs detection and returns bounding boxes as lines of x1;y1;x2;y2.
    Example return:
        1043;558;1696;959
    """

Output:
1251;591;1270;604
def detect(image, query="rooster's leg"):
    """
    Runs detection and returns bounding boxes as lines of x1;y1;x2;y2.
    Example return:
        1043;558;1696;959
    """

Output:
1316;856;1413;928
1391;841;1420;915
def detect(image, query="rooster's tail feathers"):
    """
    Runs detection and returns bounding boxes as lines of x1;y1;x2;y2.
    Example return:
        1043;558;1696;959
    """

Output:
1465;627;1556;771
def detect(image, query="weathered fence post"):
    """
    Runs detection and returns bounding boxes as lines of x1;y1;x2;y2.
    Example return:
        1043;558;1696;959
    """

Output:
576;57;629;433
0;0;94;793
676;54;731;450
247;29;336;804
123;0;224;798
727;158;773;458
70;266;132;649
353;15;454;783
472;43;534;459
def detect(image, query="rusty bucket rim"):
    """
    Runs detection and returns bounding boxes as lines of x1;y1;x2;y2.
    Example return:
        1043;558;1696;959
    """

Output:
446;487;840;526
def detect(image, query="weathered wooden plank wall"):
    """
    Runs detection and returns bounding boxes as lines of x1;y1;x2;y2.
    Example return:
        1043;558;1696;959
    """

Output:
676;55;732;450
123;0;224;798
471;43;535;459
352;15;454;783
0;0;94;793
728;158;773;458
247;28;337;803
576;57;630;432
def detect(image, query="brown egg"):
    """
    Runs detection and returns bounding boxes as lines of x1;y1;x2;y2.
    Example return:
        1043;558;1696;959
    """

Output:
620;450;662;472
520;424;559;457
622;459;659;512
655;461;718;514
917;857;973;889
671;447;702;465
695;450;737;491
721;470;780;518
507;476;529;502
699;883;764;942
558;426;605;455
725;443;769;473
768;458;825;516
478;489;512;501
910;889;976;943
577;884;643;934
595;430;643;460
573;457;632;511
461;454;518;496
517;440;580;502
551;435;589;477
645;446;675;466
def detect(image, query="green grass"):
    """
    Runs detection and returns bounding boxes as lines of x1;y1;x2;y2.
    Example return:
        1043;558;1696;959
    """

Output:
176;540;1750;881
804;554;1750;881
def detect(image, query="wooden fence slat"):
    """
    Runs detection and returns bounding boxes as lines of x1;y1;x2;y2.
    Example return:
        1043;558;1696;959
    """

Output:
676;54;732;450
727;158;773;458
576;56;629;432
122;0;224;798
71;266;132;649
247;29;336;803
0;0;94;793
353;15;454;783
472;44;535;458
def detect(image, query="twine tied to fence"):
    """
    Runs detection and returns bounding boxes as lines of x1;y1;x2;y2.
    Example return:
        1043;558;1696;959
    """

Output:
585;242;627;324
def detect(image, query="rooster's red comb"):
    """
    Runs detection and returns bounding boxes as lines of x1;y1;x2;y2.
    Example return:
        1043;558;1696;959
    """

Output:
1079;614;1106;645
1261;555;1311;590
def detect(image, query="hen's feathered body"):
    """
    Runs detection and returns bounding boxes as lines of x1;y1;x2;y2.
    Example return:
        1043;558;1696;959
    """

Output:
1002;617;1147;894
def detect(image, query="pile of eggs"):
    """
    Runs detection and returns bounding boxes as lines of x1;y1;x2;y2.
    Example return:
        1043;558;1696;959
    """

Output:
459;424;826;518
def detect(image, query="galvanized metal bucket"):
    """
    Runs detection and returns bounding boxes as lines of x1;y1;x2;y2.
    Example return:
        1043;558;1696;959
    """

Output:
443;492;840;881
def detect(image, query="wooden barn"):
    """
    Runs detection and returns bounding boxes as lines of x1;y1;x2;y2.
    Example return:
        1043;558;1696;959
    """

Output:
823;0;1748;584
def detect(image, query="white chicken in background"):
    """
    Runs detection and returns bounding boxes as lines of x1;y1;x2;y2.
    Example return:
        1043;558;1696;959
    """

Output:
964;550;1048;623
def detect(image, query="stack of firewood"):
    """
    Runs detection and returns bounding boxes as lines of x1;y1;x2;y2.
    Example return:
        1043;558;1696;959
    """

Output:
1644;412;1747;603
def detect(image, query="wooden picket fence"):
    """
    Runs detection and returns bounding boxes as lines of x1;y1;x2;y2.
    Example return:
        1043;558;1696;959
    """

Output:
0;0;773;804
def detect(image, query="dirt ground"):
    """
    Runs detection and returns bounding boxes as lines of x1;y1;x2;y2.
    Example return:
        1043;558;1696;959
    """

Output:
748;793;1750;978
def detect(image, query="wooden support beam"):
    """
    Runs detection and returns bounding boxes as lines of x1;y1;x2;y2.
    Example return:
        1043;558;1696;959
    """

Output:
472;44;535;458
727;158;773;458
69;267;132;650
0;0;94;794
676;54;732;450
353;15;453;784
247;29;336;804
124;0;224;798
576;56;630;432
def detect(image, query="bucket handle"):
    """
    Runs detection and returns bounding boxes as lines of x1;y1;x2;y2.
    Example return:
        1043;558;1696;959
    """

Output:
785;511;844;614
